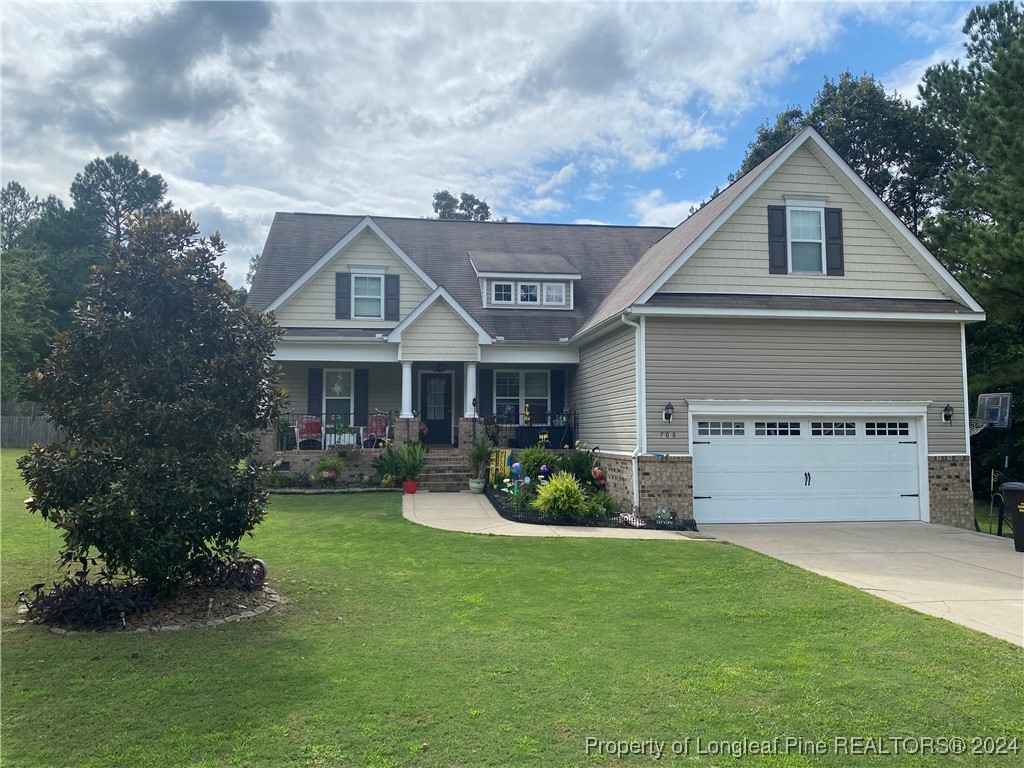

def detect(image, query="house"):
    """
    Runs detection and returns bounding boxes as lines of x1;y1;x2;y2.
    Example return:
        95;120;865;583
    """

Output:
247;127;984;528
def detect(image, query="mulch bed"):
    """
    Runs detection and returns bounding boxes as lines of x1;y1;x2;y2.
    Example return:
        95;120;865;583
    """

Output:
484;487;699;532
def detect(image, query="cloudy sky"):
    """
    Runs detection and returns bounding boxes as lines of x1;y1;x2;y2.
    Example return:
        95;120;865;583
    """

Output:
2;1;979;286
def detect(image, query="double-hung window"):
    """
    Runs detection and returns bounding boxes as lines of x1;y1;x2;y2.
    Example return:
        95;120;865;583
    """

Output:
352;273;383;319
788;207;824;273
494;370;550;424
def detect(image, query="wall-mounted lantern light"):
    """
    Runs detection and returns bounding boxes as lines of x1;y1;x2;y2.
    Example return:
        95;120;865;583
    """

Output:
663;402;675;422
943;403;954;423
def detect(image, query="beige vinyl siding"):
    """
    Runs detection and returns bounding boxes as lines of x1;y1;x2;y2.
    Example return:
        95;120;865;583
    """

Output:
278;362;402;416
401;302;479;362
662;144;954;299
644;317;966;455
274;231;430;327
571;326;637;452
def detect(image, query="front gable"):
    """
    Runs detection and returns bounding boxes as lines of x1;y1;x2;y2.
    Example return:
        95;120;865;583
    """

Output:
658;142;959;301
270;220;433;328
391;290;488;361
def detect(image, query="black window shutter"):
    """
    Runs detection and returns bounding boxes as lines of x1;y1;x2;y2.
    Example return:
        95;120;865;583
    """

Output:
307;368;323;416
353;368;369;426
384;274;400;321
335;273;351;319
767;205;788;274
824;207;844;276
477;368;493;418
550;369;565;416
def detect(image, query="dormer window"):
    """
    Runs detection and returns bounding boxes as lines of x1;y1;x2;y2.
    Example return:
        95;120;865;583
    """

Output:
519;283;539;304
492;282;513;304
543;283;565;306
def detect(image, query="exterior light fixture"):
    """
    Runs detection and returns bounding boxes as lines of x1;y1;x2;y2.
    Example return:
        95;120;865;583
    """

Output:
663;402;675;422
943;403;954;423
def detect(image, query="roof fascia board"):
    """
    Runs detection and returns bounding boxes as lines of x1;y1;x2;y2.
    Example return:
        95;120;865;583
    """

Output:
687;399;930;417
265;217;437;313
476;271;582;280
631;305;985;323
389;286;493;345
803;132;984;313
633;127;816;306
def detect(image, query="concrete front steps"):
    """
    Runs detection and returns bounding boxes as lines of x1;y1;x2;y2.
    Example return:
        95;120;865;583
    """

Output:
419;447;471;492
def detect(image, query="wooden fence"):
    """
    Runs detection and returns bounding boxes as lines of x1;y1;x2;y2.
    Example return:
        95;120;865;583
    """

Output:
1;402;63;448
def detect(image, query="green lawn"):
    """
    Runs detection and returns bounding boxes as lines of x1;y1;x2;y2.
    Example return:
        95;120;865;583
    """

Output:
2;448;1022;767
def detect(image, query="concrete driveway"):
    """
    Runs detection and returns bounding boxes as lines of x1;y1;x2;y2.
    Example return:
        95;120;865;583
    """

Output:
702;522;1024;646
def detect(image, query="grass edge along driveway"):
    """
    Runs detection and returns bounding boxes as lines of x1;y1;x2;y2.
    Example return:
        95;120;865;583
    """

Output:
2;450;1021;767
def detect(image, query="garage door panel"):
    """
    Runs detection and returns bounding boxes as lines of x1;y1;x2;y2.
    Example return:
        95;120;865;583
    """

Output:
692;415;920;524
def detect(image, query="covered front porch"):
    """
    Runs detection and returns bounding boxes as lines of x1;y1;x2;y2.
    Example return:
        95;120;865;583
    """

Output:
267;360;574;453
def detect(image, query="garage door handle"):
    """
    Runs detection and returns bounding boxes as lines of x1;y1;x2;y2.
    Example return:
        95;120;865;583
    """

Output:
899;440;917;444
804;472;811;486
901;493;919;497
693;441;711;445
694;496;712;500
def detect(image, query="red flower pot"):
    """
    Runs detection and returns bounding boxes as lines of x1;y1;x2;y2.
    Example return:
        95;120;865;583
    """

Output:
403;480;419;494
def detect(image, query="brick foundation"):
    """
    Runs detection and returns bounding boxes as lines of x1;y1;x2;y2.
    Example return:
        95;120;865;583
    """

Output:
928;455;974;529
597;454;634;512
638;455;693;518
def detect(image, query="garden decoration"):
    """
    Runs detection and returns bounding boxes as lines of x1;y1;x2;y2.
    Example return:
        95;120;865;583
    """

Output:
510;462;523;495
538;464;551;482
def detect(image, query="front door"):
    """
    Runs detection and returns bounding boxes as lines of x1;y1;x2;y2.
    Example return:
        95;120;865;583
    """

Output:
419;373;452;445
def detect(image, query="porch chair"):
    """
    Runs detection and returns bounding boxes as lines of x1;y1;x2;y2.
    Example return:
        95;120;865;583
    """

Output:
363;413;392;448
296;416;323;450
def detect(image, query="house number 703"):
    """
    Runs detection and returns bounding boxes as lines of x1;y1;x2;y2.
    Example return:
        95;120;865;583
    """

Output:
658;431;678;439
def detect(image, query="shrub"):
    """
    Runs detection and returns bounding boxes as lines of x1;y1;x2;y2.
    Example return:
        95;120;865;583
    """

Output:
267;472;296;488
25;571;155;630
500;477;537;513
531;471;588;521
587;490;619;520
558;444;596;486
371;444;403;482
517;445;556;480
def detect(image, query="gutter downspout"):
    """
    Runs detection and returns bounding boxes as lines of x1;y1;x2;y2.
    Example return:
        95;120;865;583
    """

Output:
620;314;646;512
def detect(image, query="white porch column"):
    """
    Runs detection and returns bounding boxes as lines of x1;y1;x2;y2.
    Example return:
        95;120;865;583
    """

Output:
400;362;414;418
464;362;478;418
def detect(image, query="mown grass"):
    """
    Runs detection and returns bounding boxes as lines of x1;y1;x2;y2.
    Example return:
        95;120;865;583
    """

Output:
975;500;1015;537
2;448;1022;767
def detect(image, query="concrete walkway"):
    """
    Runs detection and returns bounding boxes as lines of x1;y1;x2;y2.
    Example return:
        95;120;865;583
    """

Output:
703;522;1023;646
402;492;1023;645
401;491;702;539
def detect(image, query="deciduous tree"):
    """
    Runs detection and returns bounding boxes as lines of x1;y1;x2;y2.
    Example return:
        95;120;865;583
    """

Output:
432;189;491;221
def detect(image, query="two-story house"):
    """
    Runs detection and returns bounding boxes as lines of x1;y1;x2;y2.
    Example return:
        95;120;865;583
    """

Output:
247;127;984;528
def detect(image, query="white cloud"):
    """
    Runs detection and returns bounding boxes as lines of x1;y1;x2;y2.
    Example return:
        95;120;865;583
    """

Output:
631;189;703;228
573;218;609;226
534;163;578;196
1;1;953;285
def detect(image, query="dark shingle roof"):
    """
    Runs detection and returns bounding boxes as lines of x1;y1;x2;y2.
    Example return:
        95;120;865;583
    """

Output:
469;251;581;277
248;215;672;341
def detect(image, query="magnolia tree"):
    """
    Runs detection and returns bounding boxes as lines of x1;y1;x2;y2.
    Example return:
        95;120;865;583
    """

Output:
19;212;283;594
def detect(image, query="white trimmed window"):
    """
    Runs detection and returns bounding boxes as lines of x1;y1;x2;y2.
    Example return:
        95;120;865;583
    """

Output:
494;370;549;425
543;283;565;306
492;282;513;304
352;274;383;319
518;282;539;304
788;207;824;273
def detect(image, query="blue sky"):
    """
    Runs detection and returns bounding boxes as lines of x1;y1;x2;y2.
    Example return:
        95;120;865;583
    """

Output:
1;1;982;285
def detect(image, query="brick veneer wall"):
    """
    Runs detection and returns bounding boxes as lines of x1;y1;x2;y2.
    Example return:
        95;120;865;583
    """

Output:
638;455;693;518
598;454;634;513
928;455;974;530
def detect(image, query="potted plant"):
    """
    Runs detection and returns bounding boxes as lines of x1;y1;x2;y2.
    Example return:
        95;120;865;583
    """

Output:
316;457;345;487
466;433;495;493
399;442;428;494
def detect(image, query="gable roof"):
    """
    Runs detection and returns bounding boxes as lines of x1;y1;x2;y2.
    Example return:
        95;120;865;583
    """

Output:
574;126;982;338
389;286;492;345
249;215;671;342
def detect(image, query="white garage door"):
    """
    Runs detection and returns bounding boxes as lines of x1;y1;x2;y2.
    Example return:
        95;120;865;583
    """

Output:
692;417;921;523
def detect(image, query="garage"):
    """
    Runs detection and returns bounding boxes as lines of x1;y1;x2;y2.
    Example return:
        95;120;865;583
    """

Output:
691;414;923;523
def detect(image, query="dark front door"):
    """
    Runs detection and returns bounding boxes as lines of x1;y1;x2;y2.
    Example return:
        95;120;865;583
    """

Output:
419;374;452;444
